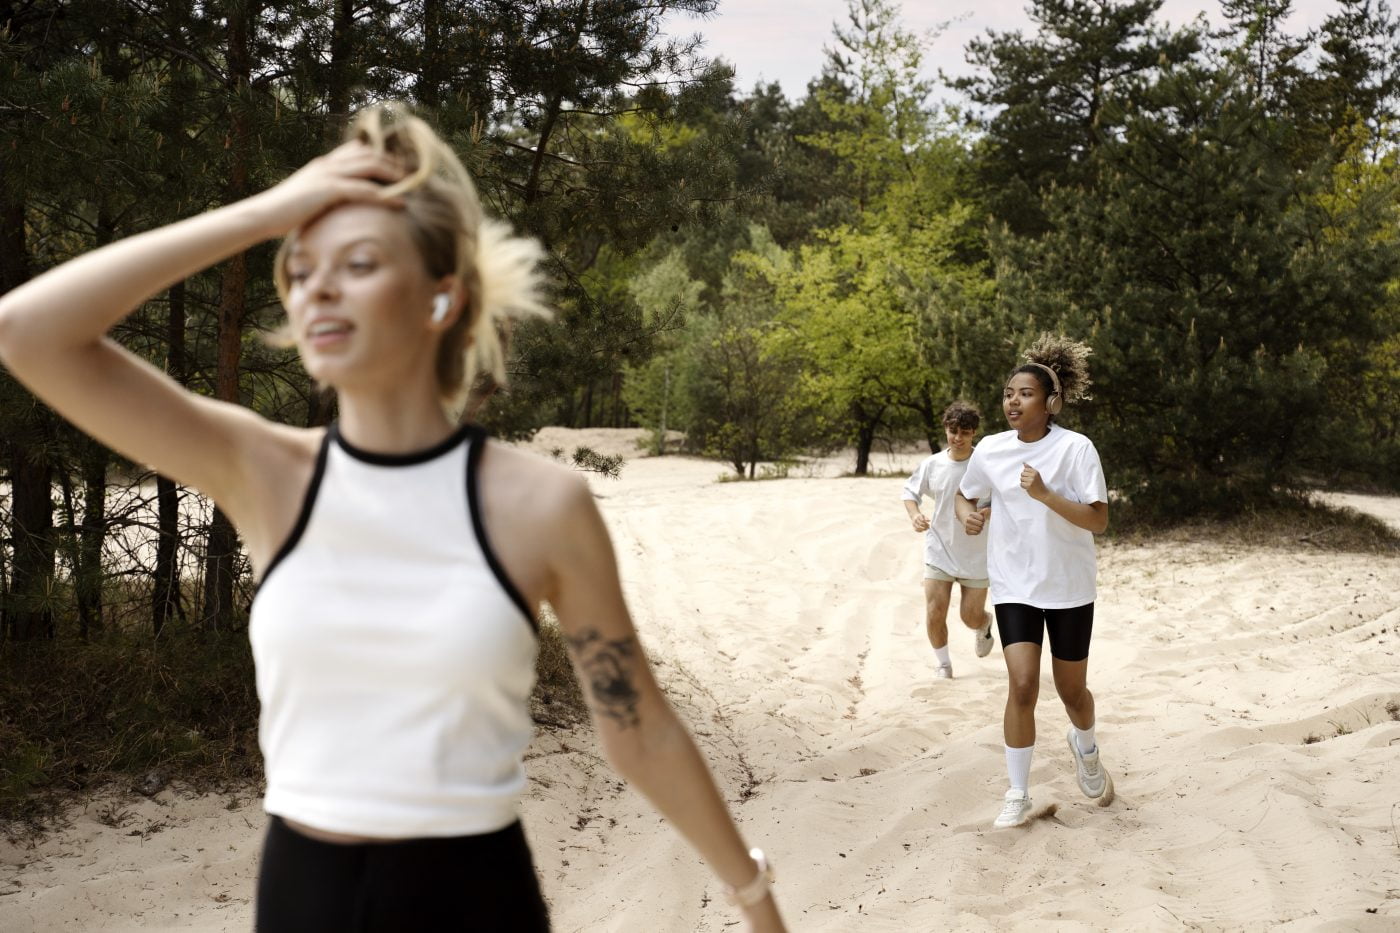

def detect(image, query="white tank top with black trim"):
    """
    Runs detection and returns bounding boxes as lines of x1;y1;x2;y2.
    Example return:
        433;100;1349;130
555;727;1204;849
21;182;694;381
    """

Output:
249;422;537;839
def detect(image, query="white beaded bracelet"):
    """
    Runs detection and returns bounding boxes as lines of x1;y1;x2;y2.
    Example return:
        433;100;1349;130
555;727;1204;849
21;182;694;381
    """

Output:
723;848;775;908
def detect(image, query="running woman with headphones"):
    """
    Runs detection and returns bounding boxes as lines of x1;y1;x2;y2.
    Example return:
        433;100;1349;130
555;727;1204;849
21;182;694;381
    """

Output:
954;335;1112;829
0;104;786;931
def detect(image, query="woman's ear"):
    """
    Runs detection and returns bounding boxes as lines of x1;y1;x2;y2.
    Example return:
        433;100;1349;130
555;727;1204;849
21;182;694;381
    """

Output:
430;293;452;324
427;277;465;330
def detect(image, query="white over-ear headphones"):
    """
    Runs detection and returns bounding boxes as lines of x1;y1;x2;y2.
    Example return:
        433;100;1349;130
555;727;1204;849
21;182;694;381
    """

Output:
430;293;451;324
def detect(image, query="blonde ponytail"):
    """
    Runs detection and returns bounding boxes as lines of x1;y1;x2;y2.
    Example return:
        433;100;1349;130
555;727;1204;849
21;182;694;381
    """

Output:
461;217;551;395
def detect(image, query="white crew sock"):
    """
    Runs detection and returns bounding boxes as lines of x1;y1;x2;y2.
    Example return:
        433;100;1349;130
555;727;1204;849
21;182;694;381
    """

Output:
933;645;951;667
1005;744;1034;794
1073;724;1097;755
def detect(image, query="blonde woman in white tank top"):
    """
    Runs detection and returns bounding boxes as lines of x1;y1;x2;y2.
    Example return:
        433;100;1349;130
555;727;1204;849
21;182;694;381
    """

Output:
0;105;786;932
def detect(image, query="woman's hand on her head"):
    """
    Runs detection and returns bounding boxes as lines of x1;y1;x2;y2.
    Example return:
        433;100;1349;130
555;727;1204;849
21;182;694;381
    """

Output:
251;141;406;236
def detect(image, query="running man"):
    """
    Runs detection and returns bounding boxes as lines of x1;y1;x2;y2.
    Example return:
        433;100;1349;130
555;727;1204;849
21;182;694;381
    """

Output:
901;401;994;679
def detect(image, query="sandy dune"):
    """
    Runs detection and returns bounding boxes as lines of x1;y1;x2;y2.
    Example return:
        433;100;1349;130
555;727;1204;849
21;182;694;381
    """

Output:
3;430;1398;931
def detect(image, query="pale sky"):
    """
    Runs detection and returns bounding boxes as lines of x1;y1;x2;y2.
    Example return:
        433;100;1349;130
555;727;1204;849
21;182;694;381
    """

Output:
664;0;1345;100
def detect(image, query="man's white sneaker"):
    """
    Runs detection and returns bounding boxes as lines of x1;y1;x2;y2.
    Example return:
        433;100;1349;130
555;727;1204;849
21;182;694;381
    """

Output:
1067;727;1106;798
974;616;995;658
993;789;1033;828
934;664;953;680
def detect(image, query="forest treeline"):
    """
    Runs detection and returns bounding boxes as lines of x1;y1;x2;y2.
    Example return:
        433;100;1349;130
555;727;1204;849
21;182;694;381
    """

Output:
1;0;1398;652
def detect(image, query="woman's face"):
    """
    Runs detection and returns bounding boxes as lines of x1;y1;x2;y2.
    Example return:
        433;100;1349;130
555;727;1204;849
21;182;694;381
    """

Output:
1003;372;1051;435
283;203;444;395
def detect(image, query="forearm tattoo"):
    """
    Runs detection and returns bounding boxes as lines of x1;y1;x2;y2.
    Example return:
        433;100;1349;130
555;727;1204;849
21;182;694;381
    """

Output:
565;629;642;730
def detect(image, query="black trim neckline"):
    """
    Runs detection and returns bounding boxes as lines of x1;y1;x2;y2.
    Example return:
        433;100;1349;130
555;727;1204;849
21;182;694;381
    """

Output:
331;421;474;466
257;428;333;589
464;430;539;635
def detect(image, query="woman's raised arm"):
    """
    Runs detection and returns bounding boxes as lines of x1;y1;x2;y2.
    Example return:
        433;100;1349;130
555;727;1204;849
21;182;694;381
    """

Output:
0;142;403;503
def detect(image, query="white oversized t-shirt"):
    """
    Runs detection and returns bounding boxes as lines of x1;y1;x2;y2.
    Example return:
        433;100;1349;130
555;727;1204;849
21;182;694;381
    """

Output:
902;450;988;580
957;424;1108;608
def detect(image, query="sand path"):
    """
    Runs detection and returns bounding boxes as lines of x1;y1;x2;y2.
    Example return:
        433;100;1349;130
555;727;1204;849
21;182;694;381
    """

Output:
3;439;1399;931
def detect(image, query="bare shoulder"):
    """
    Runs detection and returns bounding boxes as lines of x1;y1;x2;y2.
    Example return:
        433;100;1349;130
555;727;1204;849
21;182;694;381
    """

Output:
473;439;603;557
225;419;328;572
475;439;592;516
232;414;325;492
473;439;600;610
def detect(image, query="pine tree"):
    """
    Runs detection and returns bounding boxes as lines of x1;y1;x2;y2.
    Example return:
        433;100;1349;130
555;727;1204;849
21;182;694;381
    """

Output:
954;0;1198;236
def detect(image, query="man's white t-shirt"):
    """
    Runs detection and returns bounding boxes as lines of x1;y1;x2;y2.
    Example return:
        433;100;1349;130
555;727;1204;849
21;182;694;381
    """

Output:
957;424;1108;608
902;450;988;580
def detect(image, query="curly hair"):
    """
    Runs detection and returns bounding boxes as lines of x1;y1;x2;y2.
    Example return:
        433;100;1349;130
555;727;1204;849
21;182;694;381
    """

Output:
1011;333;1093;417
941;400;981;431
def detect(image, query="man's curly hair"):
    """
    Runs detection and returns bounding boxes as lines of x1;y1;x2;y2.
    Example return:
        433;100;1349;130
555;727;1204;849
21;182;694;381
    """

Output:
941;400;981;431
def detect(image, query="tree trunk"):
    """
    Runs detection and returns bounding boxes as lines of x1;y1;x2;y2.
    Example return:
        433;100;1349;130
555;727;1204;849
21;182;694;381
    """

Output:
610;371;622;427
325;0;354;142
854;416;877;476
153;281;188;636
73;440;108;638
0;189;55;642
201;0;256;632
416;0;442;110
153;476;182;636
8;433;56;642
72;206;118;637
200;506;239;633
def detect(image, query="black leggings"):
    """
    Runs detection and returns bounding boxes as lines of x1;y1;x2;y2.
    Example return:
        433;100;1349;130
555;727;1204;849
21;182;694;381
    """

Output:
994;602;1095;662
255;816;550;932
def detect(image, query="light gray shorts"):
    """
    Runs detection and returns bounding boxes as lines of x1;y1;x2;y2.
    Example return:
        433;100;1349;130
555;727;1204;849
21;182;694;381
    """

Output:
924;564;989;588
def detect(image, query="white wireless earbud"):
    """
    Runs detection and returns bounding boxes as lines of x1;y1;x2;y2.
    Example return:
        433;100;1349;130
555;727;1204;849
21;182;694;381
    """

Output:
430;293;451;324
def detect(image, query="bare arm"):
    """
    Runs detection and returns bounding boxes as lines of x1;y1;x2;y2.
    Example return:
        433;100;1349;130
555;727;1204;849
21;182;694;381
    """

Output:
956;492;989;535
545;479;785;931
903;497;929;532
1020;464;1109;533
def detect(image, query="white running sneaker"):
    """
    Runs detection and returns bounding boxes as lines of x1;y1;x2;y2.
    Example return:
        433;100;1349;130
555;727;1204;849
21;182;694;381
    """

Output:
993;789;1033;828
934;664;953;679
974;615;995;658
1067;727;1106;798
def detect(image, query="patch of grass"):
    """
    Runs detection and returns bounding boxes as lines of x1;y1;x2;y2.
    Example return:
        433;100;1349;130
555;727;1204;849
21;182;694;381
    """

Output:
716;460;800;482
95;801;135;829
837;467;910;479
1110;491;1400;554
0;632;261;834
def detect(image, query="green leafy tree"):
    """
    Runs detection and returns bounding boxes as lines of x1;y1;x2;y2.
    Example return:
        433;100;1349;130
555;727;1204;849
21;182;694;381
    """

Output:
684;236;821;477
1288;0;1400;164
621;249;705;453
747;0;993;468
